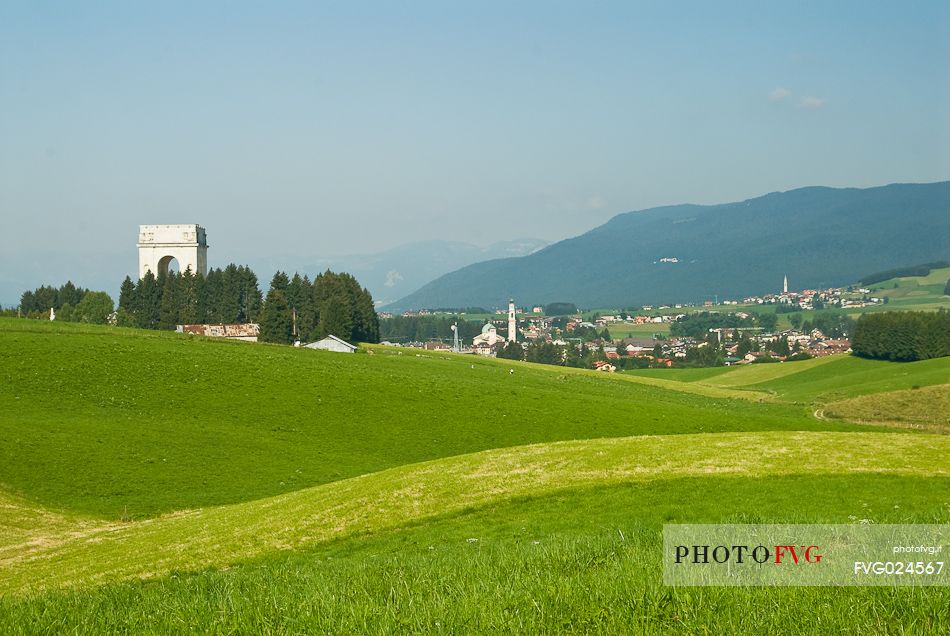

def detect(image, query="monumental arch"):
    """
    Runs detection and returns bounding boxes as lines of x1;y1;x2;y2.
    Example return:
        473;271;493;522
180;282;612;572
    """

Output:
137;224;208;279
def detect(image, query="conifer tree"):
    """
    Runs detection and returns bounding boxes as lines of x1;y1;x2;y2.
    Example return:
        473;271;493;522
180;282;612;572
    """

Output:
135;271;162;330
259;288;294;344
159;272;182;330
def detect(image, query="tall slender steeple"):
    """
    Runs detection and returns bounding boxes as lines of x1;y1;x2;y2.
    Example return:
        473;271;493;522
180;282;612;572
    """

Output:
507;299;517;343
783;274;788;294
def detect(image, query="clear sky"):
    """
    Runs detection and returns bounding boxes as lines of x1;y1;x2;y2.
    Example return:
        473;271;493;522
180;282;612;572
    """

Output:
2;1;948;304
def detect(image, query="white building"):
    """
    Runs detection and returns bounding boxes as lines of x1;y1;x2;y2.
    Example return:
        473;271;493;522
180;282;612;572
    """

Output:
472;322;505;355
303;334;357;353
138;224;208;279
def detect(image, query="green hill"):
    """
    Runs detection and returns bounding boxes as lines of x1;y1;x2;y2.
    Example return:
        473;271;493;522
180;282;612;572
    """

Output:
388;181;950;310
0;319;843;519
1;318;948;632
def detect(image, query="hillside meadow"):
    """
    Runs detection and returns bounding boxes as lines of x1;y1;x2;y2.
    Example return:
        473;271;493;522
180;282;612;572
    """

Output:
1;317;948;633
0;318;853;519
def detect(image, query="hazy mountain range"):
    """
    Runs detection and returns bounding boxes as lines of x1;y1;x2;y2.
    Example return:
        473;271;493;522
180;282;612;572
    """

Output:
385;181;950;311
303;239;549;306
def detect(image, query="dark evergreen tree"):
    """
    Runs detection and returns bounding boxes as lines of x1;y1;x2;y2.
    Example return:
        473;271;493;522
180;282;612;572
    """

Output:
525;341;564;365
238;266;263;322
178;268;202;324
497;341;524;361
135;271;162;330
736;335;752;358
159;272;182;330
259;288;294;344
59;281;85;307
19;290;36;314
119;276;136;312
269;271;290;293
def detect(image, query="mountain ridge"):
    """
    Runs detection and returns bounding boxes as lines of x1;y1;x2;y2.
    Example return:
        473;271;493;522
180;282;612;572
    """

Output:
386;181;950;310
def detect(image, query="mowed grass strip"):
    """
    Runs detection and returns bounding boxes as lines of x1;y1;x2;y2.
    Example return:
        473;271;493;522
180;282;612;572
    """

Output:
825;384;950;432
1;430;946;595
0;491;98;562
699;355;841;388
1;318;835;519
745;355;950;403
625;354;949;405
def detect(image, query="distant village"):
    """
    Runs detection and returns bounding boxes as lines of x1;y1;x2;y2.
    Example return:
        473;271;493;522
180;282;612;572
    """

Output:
376;276;873;370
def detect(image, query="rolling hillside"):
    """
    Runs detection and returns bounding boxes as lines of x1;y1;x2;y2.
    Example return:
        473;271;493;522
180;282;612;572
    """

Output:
1;319;948;632
388;181;950;310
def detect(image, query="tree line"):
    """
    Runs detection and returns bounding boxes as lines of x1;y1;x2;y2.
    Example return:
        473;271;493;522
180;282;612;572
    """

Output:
257;270;379;345
117;265;263;330
379;315;485;343
114;265;379;345
670;311;775;339
859;261;949;286
18;282;114;324
851;310;949;362
496;340;606;369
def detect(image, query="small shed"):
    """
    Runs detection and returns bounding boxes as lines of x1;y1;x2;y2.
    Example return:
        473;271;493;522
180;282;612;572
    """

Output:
303;334;357;353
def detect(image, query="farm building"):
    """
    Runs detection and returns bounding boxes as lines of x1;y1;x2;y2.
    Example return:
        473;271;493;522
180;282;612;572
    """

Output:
303;335;357;353
177;324;260;342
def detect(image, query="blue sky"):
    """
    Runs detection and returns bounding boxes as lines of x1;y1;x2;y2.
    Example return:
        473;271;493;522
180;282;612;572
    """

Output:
1;1;948;304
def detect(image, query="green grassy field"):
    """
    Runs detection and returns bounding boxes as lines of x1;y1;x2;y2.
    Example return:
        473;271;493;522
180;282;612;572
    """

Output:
1;318;948;633
1;319;835;518
627;354;949;405
824;385;950;432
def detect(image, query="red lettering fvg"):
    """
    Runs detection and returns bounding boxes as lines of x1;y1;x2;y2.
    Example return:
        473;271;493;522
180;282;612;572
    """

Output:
774;545;823;564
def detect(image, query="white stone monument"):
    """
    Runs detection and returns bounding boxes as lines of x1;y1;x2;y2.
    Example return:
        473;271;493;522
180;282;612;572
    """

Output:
137;224;208;279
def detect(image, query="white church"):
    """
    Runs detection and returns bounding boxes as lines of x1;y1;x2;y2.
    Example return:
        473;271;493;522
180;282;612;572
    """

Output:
472;299;518;355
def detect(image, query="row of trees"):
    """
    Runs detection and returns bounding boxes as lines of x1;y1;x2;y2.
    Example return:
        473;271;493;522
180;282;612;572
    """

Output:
18;282;114;324
19;281;91;314
115;265;379;345
258;271;379;345
799;313;855;338
859;261;948;286
496;340;609;369
379;316;485;343
117;265;262;330
670;311;774;338
852;311;950;361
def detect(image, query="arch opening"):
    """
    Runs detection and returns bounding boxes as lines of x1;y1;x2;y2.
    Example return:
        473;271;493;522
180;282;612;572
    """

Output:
157;255;180;277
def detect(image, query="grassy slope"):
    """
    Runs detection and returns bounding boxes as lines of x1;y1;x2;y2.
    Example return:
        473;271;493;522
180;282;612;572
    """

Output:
824;384;950;432
745;356;949;403
3;474;949;634
1;318;848;519
2;318;949;632
624;354;949;404
1;430;947;596
870;266;950;290
625;366;735;382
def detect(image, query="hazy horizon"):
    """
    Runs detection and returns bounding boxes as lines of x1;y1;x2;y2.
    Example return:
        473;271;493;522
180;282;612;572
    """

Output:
2;1;949;305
